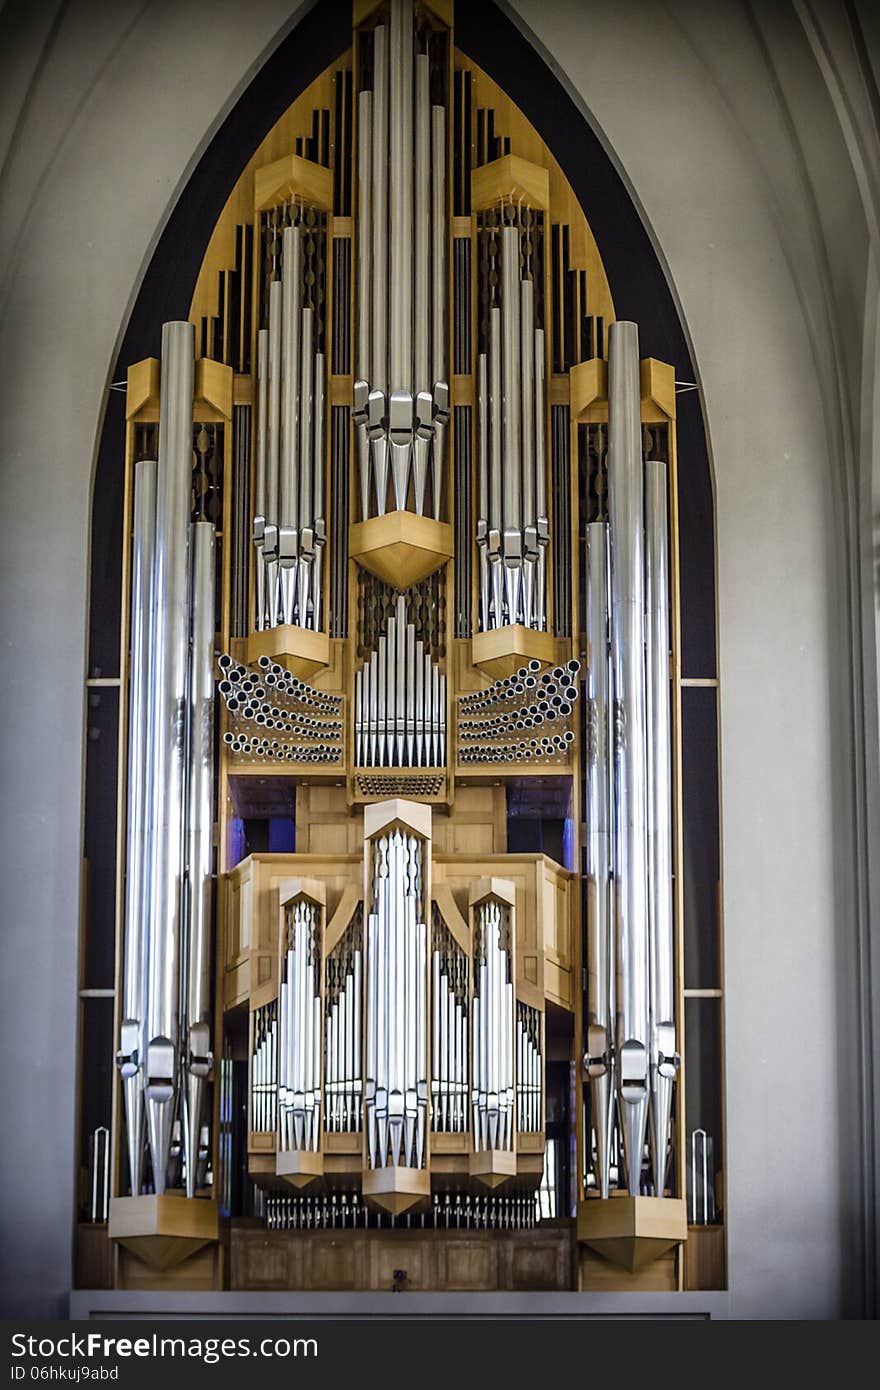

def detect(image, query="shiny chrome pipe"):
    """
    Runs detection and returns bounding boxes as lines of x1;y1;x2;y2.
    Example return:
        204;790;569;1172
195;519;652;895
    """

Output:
265;280;283;628
585;521;614;1197
297;306;314;628
501;225;522;626
477;353;490;629
254;330;268;630
280;224;303;628
520;278;537;629
389;0;413;395
645;459;678;1193
183;521;215;1197
431;102;447;520
312;350;326;631
534;326;549;630
357;89;373;390
118;458;156;1196
488;306;503;625
608;320;649;1194
145;321;194;1193
414;53;430;400
371;25;388;393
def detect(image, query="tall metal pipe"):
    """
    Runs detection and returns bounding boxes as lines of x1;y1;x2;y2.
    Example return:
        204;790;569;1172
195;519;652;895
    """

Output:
645;459;677;1193
357;89;373;389
280;225;302;533
145;319;194;1194
431;102;447;520
118;458;156;1196
414;53;431;396
607;319;649;1195
389;0;413;394
183;521;215;1197
371;25;388;393
501;224;522;625
585;521;614;1198
254;330;268;630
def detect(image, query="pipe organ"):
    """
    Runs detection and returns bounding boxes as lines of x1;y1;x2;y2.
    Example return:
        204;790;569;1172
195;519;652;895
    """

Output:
94;0;724;1297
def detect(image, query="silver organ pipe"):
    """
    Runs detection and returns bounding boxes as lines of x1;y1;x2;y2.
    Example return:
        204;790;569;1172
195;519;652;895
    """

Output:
144;320;195;1194
608;318;650;1195
250;1002;278;1135
354;593;446;766
476;214;548;633
118;323;218;1198
279;224;302;629
254;330;268;630
430;101;448;520
603;318;681;1198
430;914;468;1133
585;520;614;1199
365;830;428;1168
253;217;326;633
645;458;677;1193
265;279;282;629
352;0;448;522
324;917;363;1133
472;897;515;1152
183;521;216;1197
117;457;156;1197
278;898;322;1152
516;1003;542;1134
356;88;373;522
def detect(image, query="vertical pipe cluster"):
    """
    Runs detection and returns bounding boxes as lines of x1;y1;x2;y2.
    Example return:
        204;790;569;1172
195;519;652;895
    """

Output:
117;322;216;1199
354;592;446;766
471;898;515;1151
352;0;449;521
584;320;678;1199
250;1001;278;1133
430;914;468;1132
476;210;548;632
364;829;428;1168
253;214;326;633
516;1003;542;1133
278;898;322;1152
324;920;363;1132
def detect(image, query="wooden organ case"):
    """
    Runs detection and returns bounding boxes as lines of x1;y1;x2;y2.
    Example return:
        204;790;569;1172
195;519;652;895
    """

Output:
84;0;725;1298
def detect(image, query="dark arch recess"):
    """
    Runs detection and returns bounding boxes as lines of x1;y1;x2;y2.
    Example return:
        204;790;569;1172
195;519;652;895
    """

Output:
89;0;715;681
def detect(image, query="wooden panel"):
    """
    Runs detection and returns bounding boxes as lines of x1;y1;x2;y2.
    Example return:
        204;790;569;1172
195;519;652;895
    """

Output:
578;1247;676;1292
75;1225;113;1290
684;1225;725;1291
118;1244;220;1292
370;1237;430;1291
230;1225;574;1292
307;1237;363;1290
437;1239;497;1289
309;823;350;855
506;1238;569;1291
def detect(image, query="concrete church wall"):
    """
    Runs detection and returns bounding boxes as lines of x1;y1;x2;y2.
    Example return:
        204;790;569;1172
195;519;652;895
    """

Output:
0;0;876;1318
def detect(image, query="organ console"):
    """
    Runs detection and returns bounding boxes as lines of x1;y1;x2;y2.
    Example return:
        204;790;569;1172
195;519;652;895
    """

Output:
82;0;724;1297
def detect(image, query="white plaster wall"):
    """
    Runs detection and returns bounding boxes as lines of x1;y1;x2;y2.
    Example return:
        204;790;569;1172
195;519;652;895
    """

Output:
0;0;875;1317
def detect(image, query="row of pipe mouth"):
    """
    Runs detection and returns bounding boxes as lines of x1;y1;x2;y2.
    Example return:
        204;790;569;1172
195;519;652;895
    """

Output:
460;729;575;752
218;652;340;712
222;699;342;731
458;690;578;732
458;659;581;712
